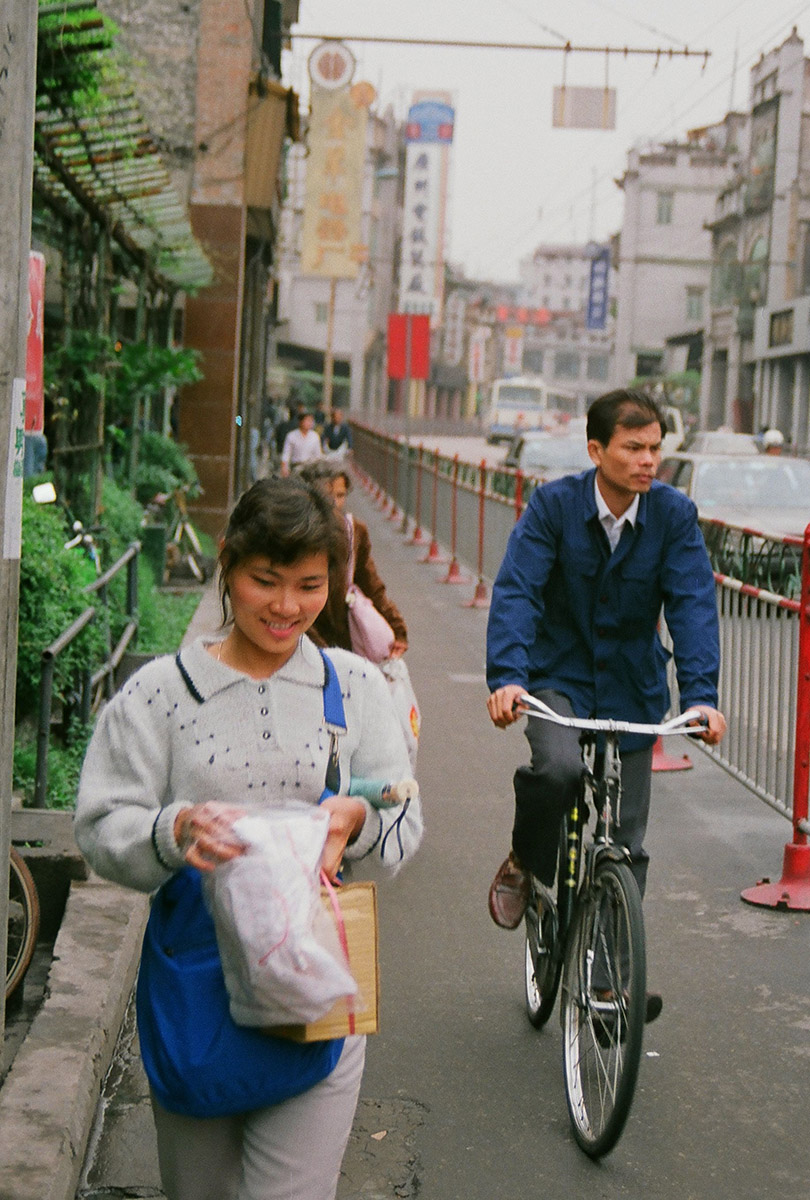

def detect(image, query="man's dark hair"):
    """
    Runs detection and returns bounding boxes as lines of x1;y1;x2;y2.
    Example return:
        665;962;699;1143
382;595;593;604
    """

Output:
586;389;666;447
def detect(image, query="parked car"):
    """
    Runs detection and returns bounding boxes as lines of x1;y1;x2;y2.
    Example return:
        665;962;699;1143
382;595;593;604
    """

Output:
502;429;592;479
659;451;810;596
680;430;759;455
657;451;810;537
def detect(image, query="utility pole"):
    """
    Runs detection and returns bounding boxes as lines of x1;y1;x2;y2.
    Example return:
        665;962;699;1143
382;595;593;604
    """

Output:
0;0;38;1037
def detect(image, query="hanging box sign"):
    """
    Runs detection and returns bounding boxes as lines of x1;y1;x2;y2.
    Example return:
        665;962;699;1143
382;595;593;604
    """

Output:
271;880;380;1043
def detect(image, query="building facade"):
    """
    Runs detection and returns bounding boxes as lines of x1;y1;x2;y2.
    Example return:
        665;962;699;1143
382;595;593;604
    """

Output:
612;120;741;390
702;29;810;448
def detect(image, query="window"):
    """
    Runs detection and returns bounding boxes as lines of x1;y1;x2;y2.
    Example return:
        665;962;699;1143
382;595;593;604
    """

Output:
656;192;674;224
314;302;328;324
586;354;609;381
686;287;704;322
554;351;580;379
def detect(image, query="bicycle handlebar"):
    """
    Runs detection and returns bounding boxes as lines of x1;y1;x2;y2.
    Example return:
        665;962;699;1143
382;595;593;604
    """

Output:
518;694;709;738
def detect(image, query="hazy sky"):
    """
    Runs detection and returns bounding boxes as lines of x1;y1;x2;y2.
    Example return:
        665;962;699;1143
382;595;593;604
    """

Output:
284;1;810;282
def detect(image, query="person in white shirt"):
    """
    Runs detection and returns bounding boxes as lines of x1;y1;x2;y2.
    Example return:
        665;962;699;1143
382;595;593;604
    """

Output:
281;411;323;476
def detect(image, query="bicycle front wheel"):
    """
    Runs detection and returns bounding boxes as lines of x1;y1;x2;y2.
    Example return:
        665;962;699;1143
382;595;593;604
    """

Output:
560;857;645;1158
6;849;40;1000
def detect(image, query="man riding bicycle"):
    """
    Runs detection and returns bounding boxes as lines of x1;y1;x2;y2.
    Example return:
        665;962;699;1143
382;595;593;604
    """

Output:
486;388;726;1022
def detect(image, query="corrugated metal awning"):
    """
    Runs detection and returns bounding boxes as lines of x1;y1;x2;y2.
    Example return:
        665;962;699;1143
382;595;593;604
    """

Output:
35;2;213;292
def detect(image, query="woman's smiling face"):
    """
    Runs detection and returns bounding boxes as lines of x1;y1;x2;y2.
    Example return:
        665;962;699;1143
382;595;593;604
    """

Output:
226;551;330;673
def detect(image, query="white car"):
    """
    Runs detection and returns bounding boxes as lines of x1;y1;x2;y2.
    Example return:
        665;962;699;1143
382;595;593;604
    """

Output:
657;452;810;538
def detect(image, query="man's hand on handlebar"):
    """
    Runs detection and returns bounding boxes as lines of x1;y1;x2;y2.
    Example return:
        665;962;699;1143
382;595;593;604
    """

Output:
487;684;529;729
686;705;727;746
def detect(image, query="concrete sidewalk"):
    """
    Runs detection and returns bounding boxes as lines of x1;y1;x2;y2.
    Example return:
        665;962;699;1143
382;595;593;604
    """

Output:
1;478;805;1199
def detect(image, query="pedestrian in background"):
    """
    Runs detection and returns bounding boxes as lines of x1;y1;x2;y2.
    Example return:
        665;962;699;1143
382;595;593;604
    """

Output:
322;406;353;461
74;475;423;1200
280;409;323;476
300;461;408;658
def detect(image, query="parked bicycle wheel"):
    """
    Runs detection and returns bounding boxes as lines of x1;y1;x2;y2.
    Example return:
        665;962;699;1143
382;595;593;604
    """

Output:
6;849;40;1001
560;857;645;1158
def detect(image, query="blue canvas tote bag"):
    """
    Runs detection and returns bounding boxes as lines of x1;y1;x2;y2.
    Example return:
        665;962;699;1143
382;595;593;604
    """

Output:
136;650;348;1118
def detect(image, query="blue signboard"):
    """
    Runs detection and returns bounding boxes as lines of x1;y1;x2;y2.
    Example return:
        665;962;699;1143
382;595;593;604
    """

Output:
405;100;455;144
586;246;610;331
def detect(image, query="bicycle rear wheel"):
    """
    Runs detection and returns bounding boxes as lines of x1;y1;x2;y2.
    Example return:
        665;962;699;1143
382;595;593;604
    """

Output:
6;849;40;1000
560;857;645;1158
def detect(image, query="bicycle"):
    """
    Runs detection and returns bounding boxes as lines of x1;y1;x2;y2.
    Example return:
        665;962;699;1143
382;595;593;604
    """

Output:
6;848;40;1002
518;695;706;1158
162;488;207;584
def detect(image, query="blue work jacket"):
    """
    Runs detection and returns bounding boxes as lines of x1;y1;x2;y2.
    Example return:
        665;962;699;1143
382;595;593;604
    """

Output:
486;470;720;750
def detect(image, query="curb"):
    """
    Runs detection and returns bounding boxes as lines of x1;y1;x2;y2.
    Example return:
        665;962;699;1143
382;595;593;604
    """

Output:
0;874;148;1200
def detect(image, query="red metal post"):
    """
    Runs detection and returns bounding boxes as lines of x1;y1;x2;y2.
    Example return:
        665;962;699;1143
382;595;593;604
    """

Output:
408;443;427;545
514;471;524;522
388;438;401;521
420;450;446;564
464;458;490;608
442;455;467;584
742;522;810;910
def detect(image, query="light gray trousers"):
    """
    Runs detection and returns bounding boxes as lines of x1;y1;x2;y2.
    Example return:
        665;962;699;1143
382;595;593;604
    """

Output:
151;1036;366;1200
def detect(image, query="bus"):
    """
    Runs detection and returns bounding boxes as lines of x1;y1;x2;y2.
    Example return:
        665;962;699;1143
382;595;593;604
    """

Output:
484;375;580;444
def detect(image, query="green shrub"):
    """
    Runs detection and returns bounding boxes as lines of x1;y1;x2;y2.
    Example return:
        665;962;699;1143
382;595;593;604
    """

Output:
16;494;106;722
134;432;200;507
13;721;92;810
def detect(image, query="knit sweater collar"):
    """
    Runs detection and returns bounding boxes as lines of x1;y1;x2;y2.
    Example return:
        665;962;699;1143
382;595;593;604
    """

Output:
177;634;327;702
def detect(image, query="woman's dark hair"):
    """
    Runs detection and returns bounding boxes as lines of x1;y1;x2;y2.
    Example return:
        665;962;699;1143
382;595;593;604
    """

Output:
218;476;347;619
586;389;666;447
298;460;353;494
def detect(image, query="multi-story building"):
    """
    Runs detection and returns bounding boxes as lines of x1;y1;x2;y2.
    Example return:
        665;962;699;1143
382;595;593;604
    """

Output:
612;118;742;392
518;244;592;315
703;28;810;447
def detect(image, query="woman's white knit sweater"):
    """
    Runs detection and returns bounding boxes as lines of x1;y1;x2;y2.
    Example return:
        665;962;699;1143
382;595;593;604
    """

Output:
75;635;423;893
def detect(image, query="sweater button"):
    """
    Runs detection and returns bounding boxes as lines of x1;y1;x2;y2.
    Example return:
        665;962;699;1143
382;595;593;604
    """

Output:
260;707;268;715
258;685;266;694
262;730;271;740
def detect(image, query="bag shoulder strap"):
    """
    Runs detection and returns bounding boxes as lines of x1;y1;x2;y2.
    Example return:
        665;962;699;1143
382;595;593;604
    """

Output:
319;649;345;796
319;648;346;731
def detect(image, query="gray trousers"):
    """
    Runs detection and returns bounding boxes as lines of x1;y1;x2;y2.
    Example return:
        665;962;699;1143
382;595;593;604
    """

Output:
512;690;653;896
151;1035;366;1200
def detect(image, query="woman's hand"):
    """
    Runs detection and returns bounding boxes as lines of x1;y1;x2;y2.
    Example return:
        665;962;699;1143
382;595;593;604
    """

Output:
389;639;408;660
318;794;367;883
174;801;248;872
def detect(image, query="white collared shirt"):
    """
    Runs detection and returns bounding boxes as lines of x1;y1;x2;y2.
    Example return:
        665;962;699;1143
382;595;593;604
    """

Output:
594;476;639;552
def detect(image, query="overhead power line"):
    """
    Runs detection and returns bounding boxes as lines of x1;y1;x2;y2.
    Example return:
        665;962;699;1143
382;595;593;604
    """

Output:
283;32;712;62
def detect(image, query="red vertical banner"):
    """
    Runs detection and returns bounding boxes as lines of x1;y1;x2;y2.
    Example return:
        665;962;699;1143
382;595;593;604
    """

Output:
26;251;45;434
387;313;431;380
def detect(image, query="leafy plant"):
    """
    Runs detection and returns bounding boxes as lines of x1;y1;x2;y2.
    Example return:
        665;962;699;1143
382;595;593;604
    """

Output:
134;431;201;507
106;342;203;432
16;492;106;723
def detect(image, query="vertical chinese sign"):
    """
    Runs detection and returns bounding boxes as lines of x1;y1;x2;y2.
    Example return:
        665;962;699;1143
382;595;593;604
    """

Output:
586;245;611;331
398;94;454;324
300;41;374;407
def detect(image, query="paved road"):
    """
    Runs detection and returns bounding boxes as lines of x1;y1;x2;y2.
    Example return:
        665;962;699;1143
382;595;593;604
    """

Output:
80;467;810;1199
